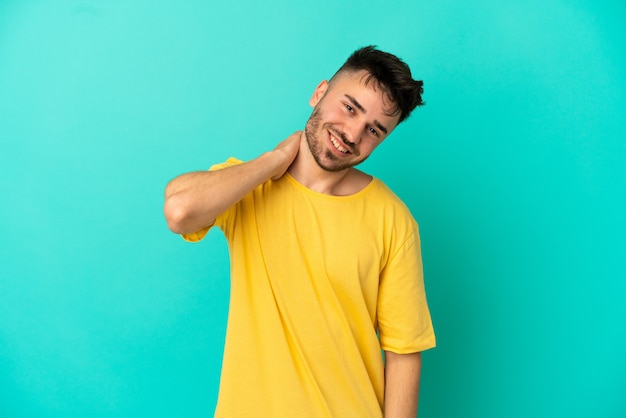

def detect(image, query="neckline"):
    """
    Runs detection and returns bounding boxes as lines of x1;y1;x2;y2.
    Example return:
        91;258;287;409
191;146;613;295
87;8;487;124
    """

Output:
283;172;379;200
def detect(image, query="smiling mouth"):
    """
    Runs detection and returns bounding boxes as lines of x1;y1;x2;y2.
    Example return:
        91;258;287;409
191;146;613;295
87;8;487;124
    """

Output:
329;132;350;154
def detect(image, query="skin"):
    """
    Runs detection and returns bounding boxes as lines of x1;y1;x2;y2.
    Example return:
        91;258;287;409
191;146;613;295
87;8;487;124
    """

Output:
288;70;400;195
163;70;424;417
384;351;422;418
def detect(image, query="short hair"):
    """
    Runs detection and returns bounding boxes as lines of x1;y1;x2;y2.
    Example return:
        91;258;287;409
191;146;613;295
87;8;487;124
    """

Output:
330;45;424;124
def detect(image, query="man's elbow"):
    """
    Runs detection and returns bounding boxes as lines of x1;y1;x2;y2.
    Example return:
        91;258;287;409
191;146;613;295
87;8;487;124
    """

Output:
163;196;190;234
164;195;215;235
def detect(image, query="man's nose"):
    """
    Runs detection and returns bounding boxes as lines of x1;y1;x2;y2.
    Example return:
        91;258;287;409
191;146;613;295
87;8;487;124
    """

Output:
344;122;364;145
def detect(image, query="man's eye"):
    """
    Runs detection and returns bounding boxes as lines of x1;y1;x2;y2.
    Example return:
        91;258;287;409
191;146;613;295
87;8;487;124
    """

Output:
369;127;379;137
345;104;354;112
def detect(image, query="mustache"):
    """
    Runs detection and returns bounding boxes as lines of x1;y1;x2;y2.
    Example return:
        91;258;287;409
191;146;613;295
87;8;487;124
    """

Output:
329;128;359;156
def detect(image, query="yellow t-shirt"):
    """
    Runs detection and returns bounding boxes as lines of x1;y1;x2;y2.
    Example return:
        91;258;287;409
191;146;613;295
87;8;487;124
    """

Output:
183;158;435;418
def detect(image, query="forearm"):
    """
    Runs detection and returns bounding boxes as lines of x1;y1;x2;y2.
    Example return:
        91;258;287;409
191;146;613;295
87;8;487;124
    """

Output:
384;351;422;418
164;151;284;234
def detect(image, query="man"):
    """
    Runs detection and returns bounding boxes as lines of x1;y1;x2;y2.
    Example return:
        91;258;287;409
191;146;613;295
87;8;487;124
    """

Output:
164;46;436;417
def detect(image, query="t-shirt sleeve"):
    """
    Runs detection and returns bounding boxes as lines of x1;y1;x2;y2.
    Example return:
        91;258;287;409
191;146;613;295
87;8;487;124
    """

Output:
377;226;436;353
181;157;243;243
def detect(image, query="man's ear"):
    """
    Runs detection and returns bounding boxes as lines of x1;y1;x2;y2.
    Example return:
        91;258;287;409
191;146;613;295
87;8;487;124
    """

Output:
309;80;329;107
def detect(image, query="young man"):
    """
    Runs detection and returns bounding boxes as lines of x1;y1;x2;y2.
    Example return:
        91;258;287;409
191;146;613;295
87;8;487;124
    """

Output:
164;46;436;418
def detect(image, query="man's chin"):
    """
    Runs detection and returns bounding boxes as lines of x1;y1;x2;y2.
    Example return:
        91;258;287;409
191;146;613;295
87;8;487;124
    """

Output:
315;152;361;172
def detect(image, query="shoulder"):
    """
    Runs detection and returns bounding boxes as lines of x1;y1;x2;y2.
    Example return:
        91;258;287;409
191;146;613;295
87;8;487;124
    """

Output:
209;157;242;171
368;176;418;230
370;176;410;208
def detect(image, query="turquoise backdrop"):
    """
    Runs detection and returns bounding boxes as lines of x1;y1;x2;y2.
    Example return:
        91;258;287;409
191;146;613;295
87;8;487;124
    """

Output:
1;1;624;417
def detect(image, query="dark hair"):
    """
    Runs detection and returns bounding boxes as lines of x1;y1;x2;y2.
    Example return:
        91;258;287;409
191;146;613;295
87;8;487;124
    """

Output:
331;45;424;123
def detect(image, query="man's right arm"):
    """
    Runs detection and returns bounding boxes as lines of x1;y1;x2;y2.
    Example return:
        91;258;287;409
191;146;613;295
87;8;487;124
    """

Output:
163;132;301;234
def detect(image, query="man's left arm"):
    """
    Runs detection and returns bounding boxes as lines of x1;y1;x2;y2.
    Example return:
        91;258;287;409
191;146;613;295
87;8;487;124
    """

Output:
383;351;422;418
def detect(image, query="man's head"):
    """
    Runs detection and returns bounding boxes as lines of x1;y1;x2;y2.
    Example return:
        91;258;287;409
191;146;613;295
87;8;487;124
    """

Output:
304;46;423;172
329;46;424;124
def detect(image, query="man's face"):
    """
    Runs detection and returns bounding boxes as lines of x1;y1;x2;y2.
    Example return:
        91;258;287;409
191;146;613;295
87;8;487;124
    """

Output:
304;70;400;172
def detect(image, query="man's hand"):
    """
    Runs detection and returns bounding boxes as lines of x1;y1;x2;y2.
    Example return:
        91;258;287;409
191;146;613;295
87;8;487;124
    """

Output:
270;131;302;180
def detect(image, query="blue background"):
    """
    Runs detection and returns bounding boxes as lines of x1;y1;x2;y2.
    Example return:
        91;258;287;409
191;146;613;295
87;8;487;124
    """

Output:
1;1;624;417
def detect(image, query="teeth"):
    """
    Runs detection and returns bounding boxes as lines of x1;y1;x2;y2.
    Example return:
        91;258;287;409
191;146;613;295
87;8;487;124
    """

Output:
330;135;349;153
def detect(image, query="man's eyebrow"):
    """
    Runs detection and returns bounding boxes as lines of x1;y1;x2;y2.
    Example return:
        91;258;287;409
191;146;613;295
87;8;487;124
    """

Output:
374;121;388;135
345;94;366;113
345;94;389;135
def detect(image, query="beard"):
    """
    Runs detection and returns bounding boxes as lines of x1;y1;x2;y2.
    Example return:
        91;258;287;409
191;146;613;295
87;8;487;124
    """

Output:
304;106;365;172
